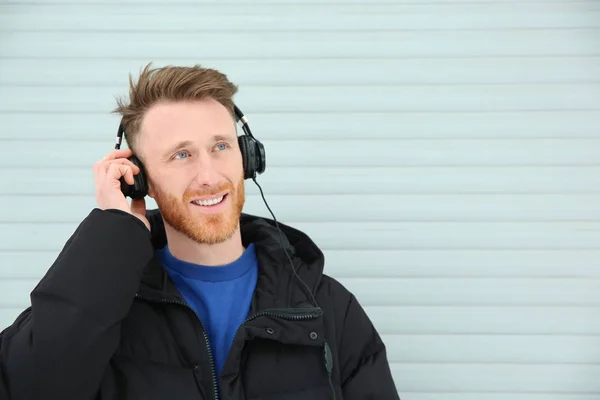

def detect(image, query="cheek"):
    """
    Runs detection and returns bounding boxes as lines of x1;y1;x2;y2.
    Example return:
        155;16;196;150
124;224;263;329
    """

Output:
217;153;244;180
148;172;184;198
231;164;245;184
234;151;246;176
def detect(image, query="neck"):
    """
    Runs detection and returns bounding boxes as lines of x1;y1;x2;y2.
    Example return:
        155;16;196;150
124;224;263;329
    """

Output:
163;223;245;266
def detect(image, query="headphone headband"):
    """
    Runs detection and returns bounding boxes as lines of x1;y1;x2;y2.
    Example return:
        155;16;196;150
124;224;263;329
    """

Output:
233;104;258;142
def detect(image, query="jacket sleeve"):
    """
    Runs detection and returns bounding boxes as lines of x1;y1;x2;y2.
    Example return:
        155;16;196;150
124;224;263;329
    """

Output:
0;208;154;400
338;292;400;400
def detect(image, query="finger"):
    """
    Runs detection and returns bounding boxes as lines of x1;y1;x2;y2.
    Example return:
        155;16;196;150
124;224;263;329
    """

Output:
104;158;140;174
95;150;134;175
101;148;133;162
124;167;135;185
107;163;134;185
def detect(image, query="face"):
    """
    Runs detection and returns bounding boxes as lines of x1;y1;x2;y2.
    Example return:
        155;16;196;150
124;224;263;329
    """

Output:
136;98;245;245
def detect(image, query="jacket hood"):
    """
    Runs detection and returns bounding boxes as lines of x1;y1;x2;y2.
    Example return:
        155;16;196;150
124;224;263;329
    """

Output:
142;208;325;310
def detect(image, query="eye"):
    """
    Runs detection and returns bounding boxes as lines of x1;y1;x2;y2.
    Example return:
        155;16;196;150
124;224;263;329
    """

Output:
214;142;229;151
173;151;189;159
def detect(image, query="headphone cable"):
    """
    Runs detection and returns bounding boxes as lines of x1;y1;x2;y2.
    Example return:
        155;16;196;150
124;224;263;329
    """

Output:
251;177;319;310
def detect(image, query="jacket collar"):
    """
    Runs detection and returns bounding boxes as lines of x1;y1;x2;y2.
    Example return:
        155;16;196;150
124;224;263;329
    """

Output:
137;209;325;313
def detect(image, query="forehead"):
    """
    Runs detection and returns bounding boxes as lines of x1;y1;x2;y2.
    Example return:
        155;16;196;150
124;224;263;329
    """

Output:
138;99;236;150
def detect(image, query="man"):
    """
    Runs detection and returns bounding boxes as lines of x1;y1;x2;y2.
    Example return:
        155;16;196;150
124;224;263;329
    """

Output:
0;64;399;399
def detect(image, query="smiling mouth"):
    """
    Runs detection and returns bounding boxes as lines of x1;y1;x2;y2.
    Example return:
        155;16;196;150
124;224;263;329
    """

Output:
190;194;227;207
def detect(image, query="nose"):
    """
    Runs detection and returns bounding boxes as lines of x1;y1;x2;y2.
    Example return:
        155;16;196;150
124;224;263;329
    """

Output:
192;154;221;187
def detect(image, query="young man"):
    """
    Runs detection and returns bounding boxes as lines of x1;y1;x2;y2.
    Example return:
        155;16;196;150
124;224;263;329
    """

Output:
0;64;399;399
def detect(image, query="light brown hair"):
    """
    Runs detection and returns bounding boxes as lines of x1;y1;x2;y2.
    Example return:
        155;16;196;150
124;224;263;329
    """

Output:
113;62;238;152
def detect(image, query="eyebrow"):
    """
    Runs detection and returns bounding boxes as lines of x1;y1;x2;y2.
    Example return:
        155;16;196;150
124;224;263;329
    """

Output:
212;134;235;143
163;140;194;160
163;135;236;159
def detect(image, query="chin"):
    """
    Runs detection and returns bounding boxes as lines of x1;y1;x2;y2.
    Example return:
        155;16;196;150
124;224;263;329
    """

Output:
188;208;241;244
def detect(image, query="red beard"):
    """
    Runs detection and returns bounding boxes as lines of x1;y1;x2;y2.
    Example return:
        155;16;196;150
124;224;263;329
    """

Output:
153;174;245;245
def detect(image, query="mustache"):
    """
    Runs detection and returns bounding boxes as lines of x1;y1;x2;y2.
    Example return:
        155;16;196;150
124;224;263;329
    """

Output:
182;182;234;200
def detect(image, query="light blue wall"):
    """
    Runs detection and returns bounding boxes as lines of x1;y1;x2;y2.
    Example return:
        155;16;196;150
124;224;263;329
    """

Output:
1;1;600;398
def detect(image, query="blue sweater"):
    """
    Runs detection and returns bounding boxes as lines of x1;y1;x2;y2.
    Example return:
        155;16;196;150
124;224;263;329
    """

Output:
156;243;258;379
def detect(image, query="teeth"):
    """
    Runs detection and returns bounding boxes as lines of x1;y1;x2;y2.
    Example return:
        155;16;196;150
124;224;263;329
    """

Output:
192;196;224;207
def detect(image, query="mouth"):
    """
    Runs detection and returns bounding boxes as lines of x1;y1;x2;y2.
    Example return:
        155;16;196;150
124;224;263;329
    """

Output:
190;193;228;208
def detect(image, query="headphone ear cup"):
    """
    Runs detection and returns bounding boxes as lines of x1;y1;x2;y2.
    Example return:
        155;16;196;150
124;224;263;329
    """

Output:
238;135;267;179
255;139;266;175
238;135;255;180
120;155;148;199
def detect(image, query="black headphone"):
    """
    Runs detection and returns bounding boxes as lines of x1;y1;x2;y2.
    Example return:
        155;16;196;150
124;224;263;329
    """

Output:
114;104;266;199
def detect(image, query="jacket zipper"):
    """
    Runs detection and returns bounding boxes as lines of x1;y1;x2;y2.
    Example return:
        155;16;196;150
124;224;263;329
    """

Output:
242;307;322;325
135;294;323;400
134;294;219;400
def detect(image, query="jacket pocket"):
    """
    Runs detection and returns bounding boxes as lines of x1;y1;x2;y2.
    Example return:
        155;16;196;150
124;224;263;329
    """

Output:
248;384;340;400
240;338;341;399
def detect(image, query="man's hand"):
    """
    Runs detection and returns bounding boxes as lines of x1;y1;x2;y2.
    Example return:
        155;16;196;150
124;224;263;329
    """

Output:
93;148;150;231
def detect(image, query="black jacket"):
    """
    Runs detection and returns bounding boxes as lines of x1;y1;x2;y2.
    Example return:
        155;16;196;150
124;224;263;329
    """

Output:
0;208;399;399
